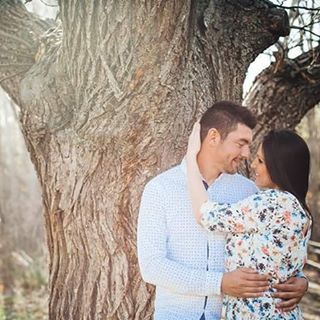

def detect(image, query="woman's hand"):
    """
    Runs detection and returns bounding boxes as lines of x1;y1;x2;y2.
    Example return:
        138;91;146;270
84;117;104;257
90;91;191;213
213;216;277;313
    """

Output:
272;276;308;312
186;121;208;223
186;122;201;162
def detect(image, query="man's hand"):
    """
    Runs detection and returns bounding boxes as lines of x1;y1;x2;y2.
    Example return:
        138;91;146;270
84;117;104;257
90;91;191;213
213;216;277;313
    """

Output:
221;268;269;298
272;277;308;312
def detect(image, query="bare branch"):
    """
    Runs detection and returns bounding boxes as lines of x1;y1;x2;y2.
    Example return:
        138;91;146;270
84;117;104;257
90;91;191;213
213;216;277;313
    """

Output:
267;2;320;12
291;25;320;38
39;0;58;7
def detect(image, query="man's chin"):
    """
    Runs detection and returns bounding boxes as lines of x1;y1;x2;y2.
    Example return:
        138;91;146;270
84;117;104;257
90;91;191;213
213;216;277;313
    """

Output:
224;167;238;174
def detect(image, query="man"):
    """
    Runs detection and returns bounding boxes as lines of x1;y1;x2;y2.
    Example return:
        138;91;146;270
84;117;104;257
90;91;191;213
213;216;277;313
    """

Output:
137;101;307;319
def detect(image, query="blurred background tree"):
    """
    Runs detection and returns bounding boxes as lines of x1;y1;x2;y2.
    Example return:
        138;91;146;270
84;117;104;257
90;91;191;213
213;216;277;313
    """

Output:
0;2;57;319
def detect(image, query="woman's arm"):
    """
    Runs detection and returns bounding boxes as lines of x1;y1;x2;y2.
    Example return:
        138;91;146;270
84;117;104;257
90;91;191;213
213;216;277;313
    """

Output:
186;122;258;233
186;122;208;224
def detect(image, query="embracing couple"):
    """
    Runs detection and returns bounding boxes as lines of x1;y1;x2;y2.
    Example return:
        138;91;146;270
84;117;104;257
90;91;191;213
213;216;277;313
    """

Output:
137;101;311;319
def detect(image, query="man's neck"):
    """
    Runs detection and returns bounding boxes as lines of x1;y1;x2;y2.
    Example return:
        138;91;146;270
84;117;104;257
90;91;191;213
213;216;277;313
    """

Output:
197;151;222;186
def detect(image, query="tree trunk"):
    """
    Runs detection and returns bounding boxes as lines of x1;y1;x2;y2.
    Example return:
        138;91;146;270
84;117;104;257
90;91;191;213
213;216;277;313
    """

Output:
245;46;320;150
0;1;289;319
304;107;320;241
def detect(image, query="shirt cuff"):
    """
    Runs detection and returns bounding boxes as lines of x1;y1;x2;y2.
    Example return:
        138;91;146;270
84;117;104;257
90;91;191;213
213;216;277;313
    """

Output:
296;270;307;279
206;270;224;296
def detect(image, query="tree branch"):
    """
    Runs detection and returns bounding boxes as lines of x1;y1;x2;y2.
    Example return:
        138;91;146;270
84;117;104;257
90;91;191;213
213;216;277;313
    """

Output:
0;0;53;106
265;1;320;12
291;25;320;39
39;0;58;7
203;0;290;56
245;45;320;151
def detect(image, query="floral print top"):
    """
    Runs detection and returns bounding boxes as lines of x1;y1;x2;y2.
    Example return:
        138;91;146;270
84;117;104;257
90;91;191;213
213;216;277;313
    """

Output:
200;189;311;320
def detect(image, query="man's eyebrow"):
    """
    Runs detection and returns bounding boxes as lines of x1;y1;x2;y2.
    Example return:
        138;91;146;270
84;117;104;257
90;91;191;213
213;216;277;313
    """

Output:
238;138;251;143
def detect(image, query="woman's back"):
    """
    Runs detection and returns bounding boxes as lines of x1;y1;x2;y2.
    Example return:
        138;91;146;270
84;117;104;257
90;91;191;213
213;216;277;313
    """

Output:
200;189;311;319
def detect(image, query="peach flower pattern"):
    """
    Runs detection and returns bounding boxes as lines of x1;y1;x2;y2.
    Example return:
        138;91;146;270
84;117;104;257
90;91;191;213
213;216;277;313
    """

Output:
200;189;311;319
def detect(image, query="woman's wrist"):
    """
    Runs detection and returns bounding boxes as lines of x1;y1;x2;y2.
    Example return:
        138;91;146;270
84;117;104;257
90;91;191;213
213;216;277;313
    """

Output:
186;154;197;167
186;157;201;176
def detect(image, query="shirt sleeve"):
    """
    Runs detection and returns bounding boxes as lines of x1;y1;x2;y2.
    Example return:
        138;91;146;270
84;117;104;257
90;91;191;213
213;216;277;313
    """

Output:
263;193;310;282
200;190;310;283
199;192;267;234
137;180;223;296
295;270;307;279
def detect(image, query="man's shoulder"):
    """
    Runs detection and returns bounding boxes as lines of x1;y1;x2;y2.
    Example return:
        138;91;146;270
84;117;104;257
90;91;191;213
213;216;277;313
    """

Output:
229;173;255;184
223;173;254;184
210;173;258;201
144;164;182;190
221;173;258;190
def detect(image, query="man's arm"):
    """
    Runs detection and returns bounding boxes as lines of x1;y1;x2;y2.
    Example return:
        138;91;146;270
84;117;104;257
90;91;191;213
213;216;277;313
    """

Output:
137;180;269;297
221;268;269;298
137;180;223;296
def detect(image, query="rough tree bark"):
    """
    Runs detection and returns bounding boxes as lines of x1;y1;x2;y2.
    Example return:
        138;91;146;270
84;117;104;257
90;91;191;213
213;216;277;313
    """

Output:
245;45;320;149
0;1;289;319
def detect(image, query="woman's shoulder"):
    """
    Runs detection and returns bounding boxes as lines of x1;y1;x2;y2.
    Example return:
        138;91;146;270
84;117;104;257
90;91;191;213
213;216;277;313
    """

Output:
256;188;295;200
263;189;300;203
247;188;280;201
256;189;308;218
250;189;301;208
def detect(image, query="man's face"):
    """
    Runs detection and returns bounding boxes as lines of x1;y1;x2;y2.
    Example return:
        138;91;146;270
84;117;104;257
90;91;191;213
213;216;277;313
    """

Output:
211;123;253;174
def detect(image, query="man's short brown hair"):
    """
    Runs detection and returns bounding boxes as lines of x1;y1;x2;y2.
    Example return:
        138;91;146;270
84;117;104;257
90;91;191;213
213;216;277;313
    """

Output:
200;101;256;141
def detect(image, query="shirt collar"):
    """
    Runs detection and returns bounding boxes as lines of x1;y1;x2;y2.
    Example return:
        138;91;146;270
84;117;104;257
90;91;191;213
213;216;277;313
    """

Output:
180;157;224;187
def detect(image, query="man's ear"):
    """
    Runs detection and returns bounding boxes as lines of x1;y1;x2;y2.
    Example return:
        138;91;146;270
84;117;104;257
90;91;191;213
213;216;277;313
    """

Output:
207;128;221;146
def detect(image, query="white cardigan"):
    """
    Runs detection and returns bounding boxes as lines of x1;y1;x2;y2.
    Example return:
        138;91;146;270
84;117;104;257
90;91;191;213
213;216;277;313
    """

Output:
137;160;258;320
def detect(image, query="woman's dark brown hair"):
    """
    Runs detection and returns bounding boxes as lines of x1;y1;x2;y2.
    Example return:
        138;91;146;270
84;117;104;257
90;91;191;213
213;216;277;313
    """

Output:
262;129;311;215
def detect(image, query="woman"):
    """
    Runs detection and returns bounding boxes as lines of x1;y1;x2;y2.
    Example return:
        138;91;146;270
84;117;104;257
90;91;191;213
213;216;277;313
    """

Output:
187;123;312;319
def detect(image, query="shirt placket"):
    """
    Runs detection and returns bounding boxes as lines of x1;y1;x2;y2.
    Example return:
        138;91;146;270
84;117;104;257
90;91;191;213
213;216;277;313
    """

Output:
202;181;209;315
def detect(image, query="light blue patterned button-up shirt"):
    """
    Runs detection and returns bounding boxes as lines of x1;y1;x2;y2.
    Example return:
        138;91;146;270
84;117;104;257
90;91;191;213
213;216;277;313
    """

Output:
137;159;258;320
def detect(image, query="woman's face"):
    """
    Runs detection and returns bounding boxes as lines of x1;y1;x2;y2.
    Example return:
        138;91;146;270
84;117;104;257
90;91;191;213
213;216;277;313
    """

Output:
251;144;277;189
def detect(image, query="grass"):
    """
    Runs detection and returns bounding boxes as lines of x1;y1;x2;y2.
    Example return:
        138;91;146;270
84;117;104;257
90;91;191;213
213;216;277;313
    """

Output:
0;253;48;320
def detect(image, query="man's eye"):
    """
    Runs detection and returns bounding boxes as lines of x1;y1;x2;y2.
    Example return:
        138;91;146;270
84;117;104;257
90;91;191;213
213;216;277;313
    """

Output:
258;158;263;164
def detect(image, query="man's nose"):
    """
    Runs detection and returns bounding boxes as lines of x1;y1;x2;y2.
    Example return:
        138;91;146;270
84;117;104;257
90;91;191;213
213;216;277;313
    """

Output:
241;146;250;159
